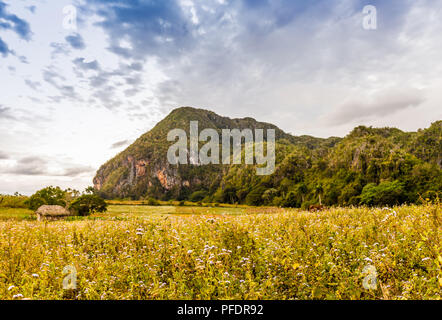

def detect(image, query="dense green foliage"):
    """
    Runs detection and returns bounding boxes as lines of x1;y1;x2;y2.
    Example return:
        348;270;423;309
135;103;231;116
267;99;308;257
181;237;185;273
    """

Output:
0;194;28;208
189;190;208;202
146;197;160;206
94;107;441;207
25;186;67;211
218;123;441;208
68;194;108;216
360;181;405;206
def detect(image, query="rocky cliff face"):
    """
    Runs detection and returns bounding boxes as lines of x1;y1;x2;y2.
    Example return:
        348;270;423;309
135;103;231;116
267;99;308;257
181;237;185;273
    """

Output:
93;106;297;199
93;149;188;199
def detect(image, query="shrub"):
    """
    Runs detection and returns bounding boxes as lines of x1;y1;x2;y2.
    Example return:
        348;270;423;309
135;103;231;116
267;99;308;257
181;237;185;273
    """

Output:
360;180;405;206
0;194;28;208
146;197;160;206
272;196;283;207
301;200;316;211
220;187;238;204
69;194;107;216
189;190;208;202
262;188;278;204
245;186;266;206
282;191;299;208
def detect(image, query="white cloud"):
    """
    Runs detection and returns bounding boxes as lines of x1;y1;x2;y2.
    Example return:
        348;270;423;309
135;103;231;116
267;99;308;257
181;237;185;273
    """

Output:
324;88;426;126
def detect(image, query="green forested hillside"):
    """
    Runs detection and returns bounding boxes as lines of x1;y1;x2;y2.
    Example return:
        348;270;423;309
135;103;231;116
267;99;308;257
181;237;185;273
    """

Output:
93;107;441;207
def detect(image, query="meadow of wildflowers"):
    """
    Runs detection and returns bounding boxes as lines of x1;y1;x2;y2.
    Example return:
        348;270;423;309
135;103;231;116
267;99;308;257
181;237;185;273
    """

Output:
0;204;440;300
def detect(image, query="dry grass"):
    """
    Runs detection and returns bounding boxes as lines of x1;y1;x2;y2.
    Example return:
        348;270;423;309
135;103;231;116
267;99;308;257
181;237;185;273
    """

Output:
0;204;440;300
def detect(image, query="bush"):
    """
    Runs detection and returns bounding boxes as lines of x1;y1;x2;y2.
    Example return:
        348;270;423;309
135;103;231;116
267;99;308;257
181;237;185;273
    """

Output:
146;197;160;206
26;186;67;211
69;194;107;216
272;196;283;207
178;200;185;206
219;187;238;204
262;188;278;205
282;191;299;208
301;200;315;211
0;194;28;208
360;180;405;206
189;190;208;202
245;186;266;206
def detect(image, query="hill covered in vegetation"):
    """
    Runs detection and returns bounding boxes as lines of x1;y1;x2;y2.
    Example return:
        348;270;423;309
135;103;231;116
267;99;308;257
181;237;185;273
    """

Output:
93;107;441;207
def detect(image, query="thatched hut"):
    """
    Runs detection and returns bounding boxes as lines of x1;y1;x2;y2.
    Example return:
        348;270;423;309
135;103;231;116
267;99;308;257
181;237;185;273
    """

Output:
35;205;71;221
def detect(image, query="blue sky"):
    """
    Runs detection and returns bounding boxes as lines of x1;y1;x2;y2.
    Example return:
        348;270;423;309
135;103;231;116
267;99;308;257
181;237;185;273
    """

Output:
1;0;442;194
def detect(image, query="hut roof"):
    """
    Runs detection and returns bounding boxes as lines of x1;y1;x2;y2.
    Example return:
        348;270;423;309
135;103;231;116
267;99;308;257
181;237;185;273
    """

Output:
35;205;71;216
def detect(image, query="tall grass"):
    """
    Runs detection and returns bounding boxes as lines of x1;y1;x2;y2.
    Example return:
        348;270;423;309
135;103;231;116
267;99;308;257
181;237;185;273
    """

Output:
0;205;440;300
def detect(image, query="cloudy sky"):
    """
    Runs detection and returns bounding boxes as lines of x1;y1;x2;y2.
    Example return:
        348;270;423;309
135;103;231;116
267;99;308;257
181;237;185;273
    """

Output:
1;0;441;194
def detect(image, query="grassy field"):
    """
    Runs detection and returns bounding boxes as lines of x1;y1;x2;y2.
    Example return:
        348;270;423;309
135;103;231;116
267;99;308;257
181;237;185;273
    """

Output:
0;204;440;300
0;207;35;221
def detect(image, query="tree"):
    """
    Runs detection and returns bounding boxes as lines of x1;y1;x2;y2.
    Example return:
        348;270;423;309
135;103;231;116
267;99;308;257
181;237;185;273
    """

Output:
146;197;160;206
296;183;308;204
236;189;249;203
262;188;278;204
323;182;339;206
314;183;324;206
245;186;266;206
221;187;238;204
26;186;67;211
84;186;96;195
360;180;405;206
69;194;107;216
279;178;293;198
283;191;299;208
64;188;80;205
189;190;208;202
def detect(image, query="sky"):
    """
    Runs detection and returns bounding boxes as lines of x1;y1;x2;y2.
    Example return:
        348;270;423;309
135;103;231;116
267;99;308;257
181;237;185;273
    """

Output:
1;0;442;195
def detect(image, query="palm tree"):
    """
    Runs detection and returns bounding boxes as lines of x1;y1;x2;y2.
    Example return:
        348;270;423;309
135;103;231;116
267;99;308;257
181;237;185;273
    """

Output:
314;183;323;206
297;183;307;203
